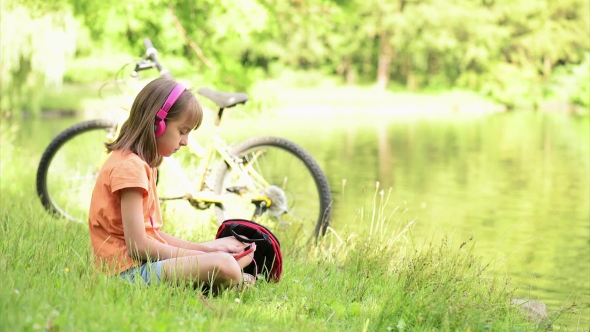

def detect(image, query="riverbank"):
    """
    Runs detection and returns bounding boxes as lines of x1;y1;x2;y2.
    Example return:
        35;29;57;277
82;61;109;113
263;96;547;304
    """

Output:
0;120;555;331
5;80;589;120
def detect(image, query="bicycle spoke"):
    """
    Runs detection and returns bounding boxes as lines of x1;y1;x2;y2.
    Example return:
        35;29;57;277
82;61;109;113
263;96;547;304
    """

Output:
215;137;332;244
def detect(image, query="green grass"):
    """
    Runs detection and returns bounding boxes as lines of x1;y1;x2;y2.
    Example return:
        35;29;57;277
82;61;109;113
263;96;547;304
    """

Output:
0;121;553;332
0;204;536;331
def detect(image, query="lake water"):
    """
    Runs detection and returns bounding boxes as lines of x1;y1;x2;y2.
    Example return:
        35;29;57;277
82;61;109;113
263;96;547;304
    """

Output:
19;108;590;328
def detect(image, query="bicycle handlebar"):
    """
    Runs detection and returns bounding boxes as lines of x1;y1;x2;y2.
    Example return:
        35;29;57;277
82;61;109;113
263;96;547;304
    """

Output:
132;38;172;78
144;38;159;63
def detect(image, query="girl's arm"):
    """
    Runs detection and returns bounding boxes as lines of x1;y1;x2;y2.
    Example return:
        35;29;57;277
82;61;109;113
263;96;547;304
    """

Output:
120;188;205;260
157;231;213;252
157;230;242;254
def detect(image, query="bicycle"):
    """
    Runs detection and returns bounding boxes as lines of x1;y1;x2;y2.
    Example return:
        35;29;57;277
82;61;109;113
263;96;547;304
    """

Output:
35;38;333;243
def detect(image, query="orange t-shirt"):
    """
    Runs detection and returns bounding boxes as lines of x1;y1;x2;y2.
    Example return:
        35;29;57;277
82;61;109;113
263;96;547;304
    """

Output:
88;149;166;275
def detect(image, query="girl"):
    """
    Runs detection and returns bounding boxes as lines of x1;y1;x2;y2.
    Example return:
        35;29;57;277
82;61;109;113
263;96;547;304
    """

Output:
88;78;255;289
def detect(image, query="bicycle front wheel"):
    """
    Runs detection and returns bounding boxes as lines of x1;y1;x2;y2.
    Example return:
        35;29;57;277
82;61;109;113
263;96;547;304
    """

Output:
36;119;117;222
214;136;332;244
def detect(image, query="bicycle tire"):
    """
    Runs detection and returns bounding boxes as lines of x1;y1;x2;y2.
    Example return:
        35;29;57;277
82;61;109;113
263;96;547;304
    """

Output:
36;119;117;222
214;136;332;243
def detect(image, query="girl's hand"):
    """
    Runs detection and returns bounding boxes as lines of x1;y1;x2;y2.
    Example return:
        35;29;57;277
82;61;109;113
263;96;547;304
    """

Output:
211;244;242;254
233;243;256;260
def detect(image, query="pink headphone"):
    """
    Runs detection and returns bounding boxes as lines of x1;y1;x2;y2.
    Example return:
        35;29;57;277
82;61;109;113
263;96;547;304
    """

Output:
154;83;187;137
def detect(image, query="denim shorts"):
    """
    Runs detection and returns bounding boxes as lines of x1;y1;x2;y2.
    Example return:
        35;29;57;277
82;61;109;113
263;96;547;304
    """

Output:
120;260;166;285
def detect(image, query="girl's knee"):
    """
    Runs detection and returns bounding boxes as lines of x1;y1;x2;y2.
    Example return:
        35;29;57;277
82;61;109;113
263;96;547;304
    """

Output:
214;253;242;284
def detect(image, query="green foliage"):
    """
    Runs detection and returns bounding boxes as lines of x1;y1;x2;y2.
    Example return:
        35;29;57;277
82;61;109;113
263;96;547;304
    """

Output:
4;0;589;115
0;0;77;114
546;54;590;108
569;59;590;108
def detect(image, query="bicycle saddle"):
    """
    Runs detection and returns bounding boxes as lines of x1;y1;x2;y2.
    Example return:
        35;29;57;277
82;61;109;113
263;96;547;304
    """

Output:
197;88;249;109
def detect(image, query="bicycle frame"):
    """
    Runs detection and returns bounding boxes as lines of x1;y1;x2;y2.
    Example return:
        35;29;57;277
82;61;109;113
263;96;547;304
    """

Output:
163;126;273;208
93;48;275;211
36;38;332;238
101;110;273;211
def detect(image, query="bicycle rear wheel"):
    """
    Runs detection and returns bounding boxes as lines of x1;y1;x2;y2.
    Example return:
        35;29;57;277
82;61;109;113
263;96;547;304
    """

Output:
214;136;332;244
36;119;117;222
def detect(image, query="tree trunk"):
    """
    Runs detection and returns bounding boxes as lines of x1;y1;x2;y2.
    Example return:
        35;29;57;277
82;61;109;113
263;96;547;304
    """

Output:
377;30;392;90
543;55;552;81
345;64;356;85
405;56;417;91
407;69;416;91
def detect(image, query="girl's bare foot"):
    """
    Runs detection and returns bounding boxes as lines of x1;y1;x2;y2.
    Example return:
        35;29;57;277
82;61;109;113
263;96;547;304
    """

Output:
234;273;256;291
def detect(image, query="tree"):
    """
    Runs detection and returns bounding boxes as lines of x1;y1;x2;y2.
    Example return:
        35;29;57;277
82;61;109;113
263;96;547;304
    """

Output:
3;0;589;114
0;0;77;114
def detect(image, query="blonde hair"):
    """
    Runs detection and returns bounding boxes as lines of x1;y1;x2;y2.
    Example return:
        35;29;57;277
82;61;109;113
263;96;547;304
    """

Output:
106;78;203;167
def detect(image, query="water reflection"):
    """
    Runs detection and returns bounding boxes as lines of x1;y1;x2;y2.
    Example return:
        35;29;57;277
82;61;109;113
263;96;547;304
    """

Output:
330;114;590;326
290;111;588;327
